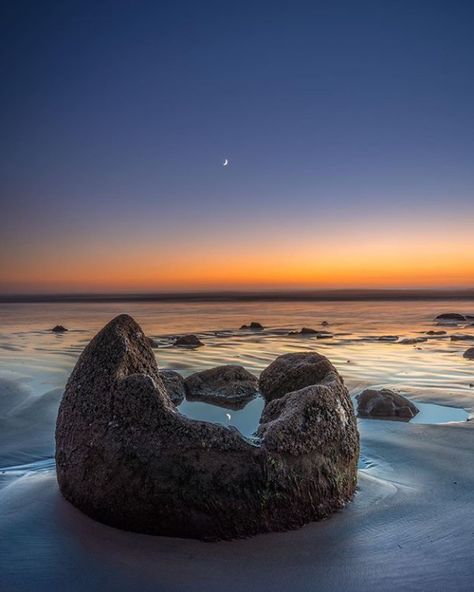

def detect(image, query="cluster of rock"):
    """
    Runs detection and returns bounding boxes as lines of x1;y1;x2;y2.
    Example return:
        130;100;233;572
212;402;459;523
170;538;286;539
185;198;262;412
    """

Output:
55;314;359;541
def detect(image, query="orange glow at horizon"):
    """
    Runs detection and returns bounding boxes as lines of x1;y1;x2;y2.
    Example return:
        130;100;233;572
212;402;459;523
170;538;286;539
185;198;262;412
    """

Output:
2;228;473;293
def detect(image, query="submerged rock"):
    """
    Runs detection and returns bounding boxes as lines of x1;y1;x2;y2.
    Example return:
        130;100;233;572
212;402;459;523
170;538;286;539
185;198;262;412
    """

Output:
259;352;337;403
435;313;466;321
299;327;333;338
174;334;204;348
55;315;359;540
51;325;68;333
463;347;474;360
185;365;258;409
240;322;264;330
399;337;428;345
356;388;419;420
300;327;318;334
377;335;399;342
426;330;447;336
159;369;186;404
450;334;474;342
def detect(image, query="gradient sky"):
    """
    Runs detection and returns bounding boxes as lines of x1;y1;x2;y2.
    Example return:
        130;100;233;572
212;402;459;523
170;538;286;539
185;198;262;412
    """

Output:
1;0;473;293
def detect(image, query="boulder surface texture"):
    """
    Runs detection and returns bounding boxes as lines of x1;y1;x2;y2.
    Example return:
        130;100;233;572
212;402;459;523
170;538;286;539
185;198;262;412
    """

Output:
56;315;359;540
357;388;419;420
185;365;258;408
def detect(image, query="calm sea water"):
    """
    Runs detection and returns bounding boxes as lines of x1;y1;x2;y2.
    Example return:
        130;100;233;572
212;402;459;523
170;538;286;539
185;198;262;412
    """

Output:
0;299;473;468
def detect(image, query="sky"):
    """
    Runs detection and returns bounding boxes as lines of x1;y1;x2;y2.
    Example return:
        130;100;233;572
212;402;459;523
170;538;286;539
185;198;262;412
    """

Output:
1;0;473;293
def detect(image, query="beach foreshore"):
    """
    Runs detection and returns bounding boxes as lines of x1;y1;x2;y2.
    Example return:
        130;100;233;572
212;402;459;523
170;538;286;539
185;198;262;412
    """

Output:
0;416;473;592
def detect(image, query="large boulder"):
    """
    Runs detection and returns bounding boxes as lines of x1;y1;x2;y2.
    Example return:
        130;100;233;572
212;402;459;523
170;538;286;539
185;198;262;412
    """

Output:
159;370;186;405
356;388;419;420
185;365;258;409
56;316;359;540
259;352;338;403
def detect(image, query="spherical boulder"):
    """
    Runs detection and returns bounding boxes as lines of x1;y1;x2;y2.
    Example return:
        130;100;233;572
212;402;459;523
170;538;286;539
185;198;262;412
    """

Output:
56;316;359;540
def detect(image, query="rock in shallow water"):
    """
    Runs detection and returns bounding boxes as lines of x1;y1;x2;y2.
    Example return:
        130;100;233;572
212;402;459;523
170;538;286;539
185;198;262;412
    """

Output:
463;347;474;360
55;315;359;540
240;321;264;330
450;334;474;342
185;365;258;409
357;388;419;420
399;337;427;345
174;334;204;347
435;313;466;321
51;325;67;333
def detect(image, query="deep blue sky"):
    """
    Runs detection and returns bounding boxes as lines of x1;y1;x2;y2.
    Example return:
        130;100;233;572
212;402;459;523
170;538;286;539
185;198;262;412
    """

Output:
1;1;473;292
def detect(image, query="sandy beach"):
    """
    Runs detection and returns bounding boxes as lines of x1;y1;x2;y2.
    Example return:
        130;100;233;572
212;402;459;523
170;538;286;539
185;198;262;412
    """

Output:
1;299;474;591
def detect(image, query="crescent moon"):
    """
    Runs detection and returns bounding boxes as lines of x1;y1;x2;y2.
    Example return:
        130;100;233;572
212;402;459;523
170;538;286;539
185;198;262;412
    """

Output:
223;159;229;166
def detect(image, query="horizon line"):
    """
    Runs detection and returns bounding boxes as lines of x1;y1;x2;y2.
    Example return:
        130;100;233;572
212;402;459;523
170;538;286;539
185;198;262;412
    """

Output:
1;287;474;304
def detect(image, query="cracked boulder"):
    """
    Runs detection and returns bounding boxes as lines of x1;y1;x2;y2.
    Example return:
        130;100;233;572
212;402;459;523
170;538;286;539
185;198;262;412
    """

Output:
56;315;359;540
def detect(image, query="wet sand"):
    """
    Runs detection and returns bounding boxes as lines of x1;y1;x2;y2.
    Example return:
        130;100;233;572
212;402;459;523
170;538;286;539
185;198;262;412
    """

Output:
1;419;473;592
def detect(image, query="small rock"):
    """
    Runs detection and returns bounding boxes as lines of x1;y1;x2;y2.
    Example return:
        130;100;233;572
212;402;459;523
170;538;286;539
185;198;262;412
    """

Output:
399;337;428;345
425;330;447;336
377;335;399;342
51;325;68;333
451;334;474;342
463;348;474;360
321;321;329;326
356;388;419;420
159;370;186;404
174;335;204;348
292;327;333;338
435;313;466;321
185;365;258;408
240;322;264;330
